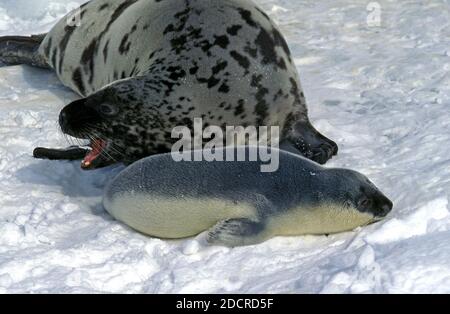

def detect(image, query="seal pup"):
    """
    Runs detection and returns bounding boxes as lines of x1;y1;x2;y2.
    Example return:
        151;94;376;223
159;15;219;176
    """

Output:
0;0;338;170
103;147;393;247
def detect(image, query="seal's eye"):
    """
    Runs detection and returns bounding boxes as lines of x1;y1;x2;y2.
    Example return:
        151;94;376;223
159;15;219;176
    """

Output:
99;103;118;116
358;197;372;209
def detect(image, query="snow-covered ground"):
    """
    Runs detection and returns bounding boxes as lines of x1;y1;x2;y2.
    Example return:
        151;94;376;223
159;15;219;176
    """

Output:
1;0;449;293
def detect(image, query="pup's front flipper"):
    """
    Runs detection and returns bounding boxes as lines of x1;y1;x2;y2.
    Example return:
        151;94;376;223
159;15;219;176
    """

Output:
206;218;268;247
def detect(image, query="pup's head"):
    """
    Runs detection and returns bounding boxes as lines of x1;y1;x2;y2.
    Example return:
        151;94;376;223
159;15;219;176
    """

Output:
328;168;393;220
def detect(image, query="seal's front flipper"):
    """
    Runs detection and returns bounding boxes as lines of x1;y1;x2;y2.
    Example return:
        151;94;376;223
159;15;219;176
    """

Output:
0;34;49;69
33;146;89;161
206;218;267;247
34;145;117;170
284;120;338;165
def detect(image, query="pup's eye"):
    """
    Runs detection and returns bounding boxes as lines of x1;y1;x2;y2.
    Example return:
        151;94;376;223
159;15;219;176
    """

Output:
359;197;372;208
99;103;118;116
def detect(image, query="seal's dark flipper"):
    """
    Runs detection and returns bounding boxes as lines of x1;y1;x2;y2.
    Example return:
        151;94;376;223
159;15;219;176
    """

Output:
206;218;267;247
284;120;338;165
0;34;49;69
33;146;89;161
34;145;117;170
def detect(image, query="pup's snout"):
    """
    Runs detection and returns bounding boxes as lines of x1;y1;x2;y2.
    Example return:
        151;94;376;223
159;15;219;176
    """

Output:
376;197;393;218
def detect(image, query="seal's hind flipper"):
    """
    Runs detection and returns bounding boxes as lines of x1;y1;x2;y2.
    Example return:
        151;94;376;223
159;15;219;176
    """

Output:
0;34;49;69
206;218;267;247
33;146;88;161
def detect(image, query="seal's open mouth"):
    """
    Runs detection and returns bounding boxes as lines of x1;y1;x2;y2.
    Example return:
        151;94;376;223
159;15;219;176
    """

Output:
81;139;108;169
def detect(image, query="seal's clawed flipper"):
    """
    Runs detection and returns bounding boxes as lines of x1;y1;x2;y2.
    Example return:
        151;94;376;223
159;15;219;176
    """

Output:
282;120;338;165
33;145;116;170
33;146;89;161
206;218;267;247
0;34;49;69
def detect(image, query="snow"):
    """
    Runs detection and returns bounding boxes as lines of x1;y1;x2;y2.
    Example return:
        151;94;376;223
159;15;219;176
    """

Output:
0;0;449;293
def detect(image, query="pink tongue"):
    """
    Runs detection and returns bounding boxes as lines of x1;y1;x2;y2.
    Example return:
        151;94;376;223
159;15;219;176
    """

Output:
81;139;106;168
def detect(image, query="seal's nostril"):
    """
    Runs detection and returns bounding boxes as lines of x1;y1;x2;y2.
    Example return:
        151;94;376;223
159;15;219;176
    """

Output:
381;203;393;216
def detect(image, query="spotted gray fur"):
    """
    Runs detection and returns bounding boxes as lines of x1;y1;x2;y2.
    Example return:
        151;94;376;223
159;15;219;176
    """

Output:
0;0;338;168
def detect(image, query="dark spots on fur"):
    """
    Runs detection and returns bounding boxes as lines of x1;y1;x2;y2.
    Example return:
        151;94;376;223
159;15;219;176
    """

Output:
72;68;86;96
227;25;243;36
197;34;230;56
119;24;138;55
237;8;258;28
79;0;138;83
272;27;293;63
234;99;245;116
195;59;228;90
251;74;270;125
164;5;193;54
160;79;181;97
278;58;287;69
167;66;186;81
103;40;110;63
109;0;138;27
56;25;77;73
214;35;230;49
175;6;191;20
256;7;271;21
99;4;109;11
51;48;57;72
273;89;284;101
230;51;250;74
189;63;199;75
218;83;230;93
81;39;98;84
170;34;188;54
55;7;89;73
289;77;302;105
44;37;52;59
81;40;97;65
244;42;258;58
181;117;194;129
212;60;228;75
119;34;131;55
197;76;220;88
254;28;287;69
163;24;175;35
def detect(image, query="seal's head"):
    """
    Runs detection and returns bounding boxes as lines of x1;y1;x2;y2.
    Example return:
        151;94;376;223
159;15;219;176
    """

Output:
275;164;393;236
326;168;393;221
58;82;167;170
